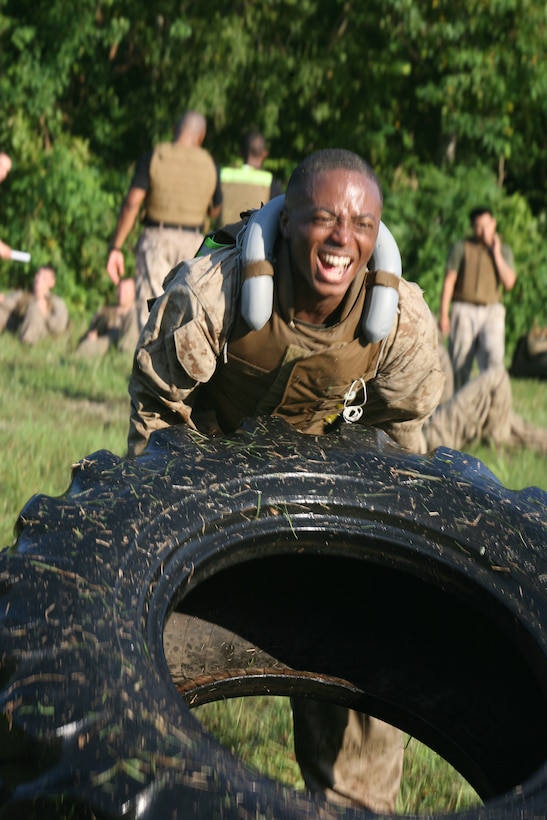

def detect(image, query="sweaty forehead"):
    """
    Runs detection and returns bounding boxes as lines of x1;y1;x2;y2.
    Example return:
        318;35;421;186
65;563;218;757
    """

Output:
304;169;381;212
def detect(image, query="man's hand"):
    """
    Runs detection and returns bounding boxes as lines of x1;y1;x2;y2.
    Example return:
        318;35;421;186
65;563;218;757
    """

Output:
106;186;146;285
490;233;517;291
0;239;11;260
107;249;124;286
438;268;457;337
438;314;450;336
491;232;502;254
36;296;49;317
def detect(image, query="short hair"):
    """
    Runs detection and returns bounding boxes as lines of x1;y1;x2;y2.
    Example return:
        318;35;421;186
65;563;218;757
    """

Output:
37;263;57;279
242;131;266;161
285;149;383;209
34;264;57;290
469;206;493;223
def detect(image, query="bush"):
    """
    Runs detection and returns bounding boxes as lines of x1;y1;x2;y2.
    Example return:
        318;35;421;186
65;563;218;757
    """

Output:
383;161;547;353
1;134;131;314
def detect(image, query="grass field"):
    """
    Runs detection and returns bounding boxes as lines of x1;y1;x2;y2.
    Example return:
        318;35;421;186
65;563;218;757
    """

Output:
1;324;545;815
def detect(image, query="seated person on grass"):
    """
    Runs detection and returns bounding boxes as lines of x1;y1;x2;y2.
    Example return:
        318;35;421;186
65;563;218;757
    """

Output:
77;278;139;357
0;264;69;345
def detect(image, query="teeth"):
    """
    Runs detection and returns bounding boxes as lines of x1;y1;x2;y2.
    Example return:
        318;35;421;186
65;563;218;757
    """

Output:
322;253;351;268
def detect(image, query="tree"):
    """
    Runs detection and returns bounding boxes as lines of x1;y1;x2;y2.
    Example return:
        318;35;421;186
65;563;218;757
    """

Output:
0;0;546;330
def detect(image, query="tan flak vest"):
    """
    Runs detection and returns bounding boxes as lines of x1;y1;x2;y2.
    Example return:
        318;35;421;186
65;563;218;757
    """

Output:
146;143;217;227
220;165;273;225
453;239;501;305
200;257;383;435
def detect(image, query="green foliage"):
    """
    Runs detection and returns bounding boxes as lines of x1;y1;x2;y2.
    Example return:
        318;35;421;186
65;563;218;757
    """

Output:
383;161;547;352
2;0;547;179
1;1;546;796
1;135;129;311
0;0;546;320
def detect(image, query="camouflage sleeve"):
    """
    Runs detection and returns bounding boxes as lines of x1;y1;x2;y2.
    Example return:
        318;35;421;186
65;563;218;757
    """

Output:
363;279;445;453
128;248;240;457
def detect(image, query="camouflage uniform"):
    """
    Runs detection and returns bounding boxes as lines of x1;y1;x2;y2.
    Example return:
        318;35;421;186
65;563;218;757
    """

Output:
134;226;204;330
127;236;445;813
0;290;69;344
128;243;445;457
76;304;140;358
422;345;547;454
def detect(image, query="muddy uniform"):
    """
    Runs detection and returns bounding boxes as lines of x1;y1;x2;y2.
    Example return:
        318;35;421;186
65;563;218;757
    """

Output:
0;290;69;344
128;241;444;457
128;235;444;812
447;237;514;387
131;143;221;329
76;304;140;358
128;230;444;810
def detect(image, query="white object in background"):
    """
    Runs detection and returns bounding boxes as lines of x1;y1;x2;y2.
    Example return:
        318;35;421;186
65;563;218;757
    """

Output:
10;250;31;263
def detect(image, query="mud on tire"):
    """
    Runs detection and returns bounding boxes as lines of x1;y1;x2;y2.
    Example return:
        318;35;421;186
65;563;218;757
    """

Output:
0;418;546;818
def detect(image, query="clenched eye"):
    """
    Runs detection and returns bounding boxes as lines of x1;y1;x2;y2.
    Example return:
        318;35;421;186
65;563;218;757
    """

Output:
312;213;336;228
352;219;375;233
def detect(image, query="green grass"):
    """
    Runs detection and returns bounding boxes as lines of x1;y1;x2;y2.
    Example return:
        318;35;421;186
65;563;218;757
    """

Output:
0;324;545;814
196;696;482;815
0;325;130;547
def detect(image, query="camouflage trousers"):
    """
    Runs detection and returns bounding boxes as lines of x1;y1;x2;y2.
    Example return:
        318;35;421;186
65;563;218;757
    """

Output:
291;700;404;813
134;226;204;330
421;366;547;454
449;301;506;389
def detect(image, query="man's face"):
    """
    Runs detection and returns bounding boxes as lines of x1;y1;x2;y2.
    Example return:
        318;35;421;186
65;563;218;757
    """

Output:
280;168;382;312
33;268;55;298
472;212;497;247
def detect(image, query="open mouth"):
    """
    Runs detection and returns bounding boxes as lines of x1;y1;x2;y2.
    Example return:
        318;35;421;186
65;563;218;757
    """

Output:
317;252;352;282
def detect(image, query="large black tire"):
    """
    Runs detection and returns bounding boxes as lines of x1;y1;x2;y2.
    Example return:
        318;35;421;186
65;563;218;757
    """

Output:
0;418;546;819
